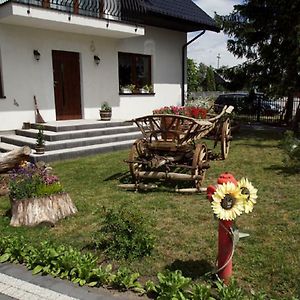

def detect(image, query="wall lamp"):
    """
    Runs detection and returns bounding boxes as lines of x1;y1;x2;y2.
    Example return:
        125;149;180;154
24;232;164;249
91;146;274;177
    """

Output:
94;55;100;65
33;50;41;61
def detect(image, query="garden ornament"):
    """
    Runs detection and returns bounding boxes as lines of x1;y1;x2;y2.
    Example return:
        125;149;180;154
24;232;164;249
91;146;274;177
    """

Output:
207;172;257;284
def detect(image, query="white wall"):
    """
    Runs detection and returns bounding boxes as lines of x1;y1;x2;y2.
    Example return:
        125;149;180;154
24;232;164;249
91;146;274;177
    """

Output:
0;23;186;130
114;26;186;120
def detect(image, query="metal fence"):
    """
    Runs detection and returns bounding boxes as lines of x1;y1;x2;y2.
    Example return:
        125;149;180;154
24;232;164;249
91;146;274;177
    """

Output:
233;97;300;125
0;0;145;23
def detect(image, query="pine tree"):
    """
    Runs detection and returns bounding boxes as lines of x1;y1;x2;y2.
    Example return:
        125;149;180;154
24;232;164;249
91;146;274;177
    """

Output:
217;0;300;123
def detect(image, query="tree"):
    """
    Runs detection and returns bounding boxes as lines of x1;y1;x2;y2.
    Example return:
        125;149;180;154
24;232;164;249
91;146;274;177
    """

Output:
198;63;207;88
187;58;200;93
205;66;216;91
217;0;300;123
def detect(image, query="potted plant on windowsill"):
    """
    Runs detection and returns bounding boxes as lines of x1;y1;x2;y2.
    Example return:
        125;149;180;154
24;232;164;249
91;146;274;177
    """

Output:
35;125;45;154
140;84;154;94
99;102;112;121
120;84;135;94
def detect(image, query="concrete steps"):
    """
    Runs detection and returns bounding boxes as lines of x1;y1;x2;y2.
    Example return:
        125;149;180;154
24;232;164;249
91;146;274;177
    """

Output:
0;120;141;162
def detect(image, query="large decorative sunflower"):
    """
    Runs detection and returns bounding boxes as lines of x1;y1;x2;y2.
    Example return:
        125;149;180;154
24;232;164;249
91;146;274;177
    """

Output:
238;177;257;213
211;182;245;221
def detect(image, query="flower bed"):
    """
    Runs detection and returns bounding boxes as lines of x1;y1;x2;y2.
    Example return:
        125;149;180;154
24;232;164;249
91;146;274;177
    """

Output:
153;105;207;119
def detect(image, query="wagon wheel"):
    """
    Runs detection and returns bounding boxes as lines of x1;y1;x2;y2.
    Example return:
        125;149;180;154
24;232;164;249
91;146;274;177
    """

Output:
128;139;147;181
221;118;231;160
192;143;209;190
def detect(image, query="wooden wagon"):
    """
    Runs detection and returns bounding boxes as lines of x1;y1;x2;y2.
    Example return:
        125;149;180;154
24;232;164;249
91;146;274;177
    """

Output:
126;105;233;191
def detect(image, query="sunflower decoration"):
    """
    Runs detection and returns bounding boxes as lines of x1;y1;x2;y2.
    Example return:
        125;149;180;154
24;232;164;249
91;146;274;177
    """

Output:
211;182;245;221
238;177;258;213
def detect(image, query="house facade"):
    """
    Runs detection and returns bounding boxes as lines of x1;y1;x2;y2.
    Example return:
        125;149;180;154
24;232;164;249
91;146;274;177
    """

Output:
0;0;218;131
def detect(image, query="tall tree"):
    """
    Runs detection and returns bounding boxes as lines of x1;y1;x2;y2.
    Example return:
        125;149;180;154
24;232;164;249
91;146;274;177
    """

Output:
217;0;300;123
187;58;200;93
205;66;216;91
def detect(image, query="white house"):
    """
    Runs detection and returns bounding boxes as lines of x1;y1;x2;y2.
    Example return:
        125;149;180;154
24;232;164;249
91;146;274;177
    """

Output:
0;0;218;131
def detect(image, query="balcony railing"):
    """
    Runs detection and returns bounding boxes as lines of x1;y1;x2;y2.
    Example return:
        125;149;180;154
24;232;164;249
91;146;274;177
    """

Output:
0;0;146;23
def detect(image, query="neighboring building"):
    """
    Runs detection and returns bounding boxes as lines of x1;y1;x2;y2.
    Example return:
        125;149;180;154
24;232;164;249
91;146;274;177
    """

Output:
0;0;218;130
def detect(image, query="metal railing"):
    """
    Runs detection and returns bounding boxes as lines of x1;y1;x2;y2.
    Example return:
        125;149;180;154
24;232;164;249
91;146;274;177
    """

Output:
234;98;300;126
1;0;145;23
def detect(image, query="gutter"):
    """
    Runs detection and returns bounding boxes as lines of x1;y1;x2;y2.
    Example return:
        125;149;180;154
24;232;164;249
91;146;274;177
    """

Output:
181;30;206;106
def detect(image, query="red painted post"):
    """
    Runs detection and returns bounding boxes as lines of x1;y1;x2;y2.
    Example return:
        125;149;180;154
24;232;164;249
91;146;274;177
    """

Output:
218;220;233;284
207;172;236;284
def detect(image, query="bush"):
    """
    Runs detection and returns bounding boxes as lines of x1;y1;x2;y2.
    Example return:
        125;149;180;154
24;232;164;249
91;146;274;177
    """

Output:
93;207;155;260
279;131;300;170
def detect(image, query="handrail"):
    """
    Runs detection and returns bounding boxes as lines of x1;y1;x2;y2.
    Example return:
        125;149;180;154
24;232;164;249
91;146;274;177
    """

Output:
1;0;145;23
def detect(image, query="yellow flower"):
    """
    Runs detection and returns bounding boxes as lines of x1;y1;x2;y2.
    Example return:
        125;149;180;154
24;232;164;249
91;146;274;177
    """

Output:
211;182;245;221
238;177;257;213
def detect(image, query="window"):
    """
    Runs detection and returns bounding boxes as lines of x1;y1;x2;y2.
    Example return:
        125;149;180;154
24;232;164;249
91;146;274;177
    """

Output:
118;52;152;94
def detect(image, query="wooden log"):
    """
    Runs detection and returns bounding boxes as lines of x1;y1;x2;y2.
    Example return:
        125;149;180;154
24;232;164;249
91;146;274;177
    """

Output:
0;146;31;173
118;183;158;191
175;187;207;193
10;192;77;227
138;171;202;181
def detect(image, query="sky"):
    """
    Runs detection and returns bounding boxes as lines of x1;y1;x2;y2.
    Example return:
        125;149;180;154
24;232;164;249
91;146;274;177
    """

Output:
187;0;244;68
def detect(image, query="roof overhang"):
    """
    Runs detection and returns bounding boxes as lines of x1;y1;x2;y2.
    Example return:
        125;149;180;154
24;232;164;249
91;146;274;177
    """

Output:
0;2;145;38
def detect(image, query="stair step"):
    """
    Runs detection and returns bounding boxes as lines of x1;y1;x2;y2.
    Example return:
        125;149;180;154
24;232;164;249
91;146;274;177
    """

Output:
30;120;132;132
0;142;20;152
16;125;139;141
0;120;142;162
1;132;142;151
30;139;135;163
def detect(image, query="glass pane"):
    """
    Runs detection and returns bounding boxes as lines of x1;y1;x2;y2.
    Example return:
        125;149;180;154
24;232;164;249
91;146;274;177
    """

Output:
135;55;150;88
118;53;132;86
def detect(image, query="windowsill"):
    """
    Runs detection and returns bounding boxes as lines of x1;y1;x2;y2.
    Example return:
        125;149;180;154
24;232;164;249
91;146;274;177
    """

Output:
119;92;155;96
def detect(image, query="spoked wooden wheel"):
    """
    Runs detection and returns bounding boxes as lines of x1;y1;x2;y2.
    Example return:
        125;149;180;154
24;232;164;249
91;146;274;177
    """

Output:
221;118;231;160
192;143;209;190
128;139;147;181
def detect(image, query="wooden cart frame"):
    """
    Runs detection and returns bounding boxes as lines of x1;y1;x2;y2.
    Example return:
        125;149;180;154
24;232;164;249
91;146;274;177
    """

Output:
126;105;233;190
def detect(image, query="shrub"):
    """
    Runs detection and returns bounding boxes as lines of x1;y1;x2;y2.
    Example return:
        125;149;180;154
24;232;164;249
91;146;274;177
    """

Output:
279;130;300;170
8;162;63;200
93;207;155;260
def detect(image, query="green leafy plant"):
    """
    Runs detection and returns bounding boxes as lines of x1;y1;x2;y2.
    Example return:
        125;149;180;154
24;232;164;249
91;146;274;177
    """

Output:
215;279;245;300
36;125;45;147
8;162;63;200
154;270;192;300
0;235;143;291
279;130;300;170
142;84;154;93
191;283;215;300
93;207;155;260
0;235;289;299
100;102;111;111
111;267;144;293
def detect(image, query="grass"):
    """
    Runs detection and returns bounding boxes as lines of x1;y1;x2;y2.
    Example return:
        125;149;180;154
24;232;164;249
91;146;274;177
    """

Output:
0;126;299;299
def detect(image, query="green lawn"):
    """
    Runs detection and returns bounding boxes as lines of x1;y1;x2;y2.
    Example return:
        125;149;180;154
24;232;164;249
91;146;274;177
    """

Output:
0;126;299;299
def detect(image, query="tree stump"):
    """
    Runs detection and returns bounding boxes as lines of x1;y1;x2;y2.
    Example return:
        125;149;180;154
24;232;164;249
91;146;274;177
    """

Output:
0;146;31;173
10;193;77;227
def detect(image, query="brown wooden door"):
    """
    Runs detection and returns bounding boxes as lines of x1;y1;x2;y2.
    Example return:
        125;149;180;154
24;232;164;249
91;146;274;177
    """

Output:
52;50;82;120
